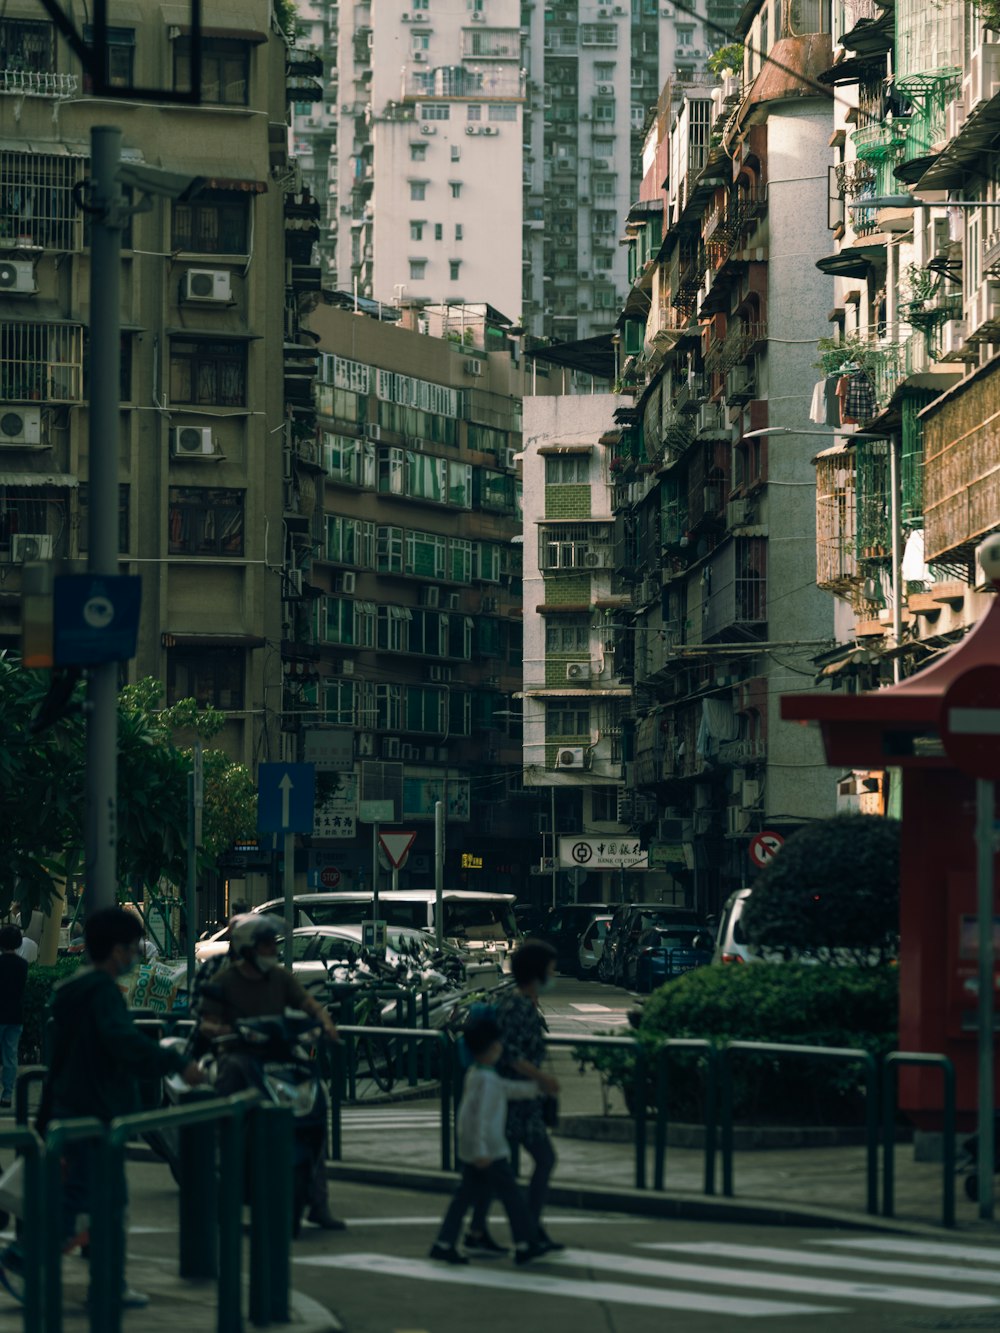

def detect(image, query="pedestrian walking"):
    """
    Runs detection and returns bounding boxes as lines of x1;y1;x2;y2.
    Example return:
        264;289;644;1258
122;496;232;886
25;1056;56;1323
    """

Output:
430;1017;544;1266
466;939;562;1255
0;907;204;1309
0;927;28;1111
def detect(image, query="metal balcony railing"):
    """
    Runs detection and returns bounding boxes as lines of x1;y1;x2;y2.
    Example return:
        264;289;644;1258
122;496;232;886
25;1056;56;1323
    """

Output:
0;68;77;96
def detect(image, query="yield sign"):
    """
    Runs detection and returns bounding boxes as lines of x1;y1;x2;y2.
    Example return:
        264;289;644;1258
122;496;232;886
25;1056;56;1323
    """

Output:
378;830;417;870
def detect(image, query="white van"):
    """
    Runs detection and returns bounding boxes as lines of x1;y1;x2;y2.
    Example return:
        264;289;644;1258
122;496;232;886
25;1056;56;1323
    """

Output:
198;889;520;970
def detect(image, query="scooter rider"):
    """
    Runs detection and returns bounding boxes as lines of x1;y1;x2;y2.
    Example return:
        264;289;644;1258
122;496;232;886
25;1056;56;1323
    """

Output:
199;915;345;1231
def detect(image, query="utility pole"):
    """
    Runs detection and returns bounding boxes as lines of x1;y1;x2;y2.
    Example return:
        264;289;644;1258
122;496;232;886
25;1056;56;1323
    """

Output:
84;126;124;914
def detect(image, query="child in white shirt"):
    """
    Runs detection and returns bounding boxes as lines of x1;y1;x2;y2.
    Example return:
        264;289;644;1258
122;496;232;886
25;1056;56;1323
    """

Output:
430;1018;545;1266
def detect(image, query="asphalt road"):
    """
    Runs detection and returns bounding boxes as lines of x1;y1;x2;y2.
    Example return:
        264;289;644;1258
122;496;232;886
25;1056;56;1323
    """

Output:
114;1170;1000;1333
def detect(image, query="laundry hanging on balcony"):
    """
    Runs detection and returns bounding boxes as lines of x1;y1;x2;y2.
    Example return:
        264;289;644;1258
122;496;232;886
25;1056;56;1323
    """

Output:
835;368;876;425
695;698;739;762
809;373;845;427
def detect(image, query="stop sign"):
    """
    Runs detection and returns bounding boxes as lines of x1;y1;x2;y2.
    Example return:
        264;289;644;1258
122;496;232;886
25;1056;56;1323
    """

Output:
319;865;341;889
940;665;1000;780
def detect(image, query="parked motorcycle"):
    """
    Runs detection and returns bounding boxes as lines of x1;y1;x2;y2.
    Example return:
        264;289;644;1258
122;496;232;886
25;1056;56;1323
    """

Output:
144;1011;331;1236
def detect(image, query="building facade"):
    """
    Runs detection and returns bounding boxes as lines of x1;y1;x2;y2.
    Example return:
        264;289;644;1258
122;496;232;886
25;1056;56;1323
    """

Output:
0;0;307;772
283;297;549;892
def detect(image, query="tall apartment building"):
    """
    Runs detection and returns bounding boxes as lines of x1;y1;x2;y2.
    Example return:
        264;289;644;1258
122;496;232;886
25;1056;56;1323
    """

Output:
0;0;305;773
603;19;839;915
810;0;1000;677
290;0;745;337
282;297;548;891
519;391;649;903
293;0;524;315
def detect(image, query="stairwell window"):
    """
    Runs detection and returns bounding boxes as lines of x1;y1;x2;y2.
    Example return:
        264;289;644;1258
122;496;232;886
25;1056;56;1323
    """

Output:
546;704;590;737
172;190;250;255
449;260;461;280
168;487;245;557
169;338;247;406
167;648;244;709
174;37;250;105
409;180;428;200
450;181;463;198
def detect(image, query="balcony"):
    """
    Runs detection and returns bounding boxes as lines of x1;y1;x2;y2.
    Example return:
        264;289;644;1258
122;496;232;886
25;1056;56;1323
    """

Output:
702;536;768;642
0;69;77;96
401;65;525;99
923;354;1000;562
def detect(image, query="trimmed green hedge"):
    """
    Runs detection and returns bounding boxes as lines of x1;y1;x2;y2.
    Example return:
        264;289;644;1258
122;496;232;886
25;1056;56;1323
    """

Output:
581;963;898;1123
22;958;81;1064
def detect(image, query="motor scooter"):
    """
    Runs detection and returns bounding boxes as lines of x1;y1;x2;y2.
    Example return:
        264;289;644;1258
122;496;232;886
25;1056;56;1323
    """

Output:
144;1011;331;1235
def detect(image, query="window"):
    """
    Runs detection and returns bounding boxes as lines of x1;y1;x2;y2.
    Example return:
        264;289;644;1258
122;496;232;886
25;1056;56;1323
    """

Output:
677;26;694;44
410;143;428;162
322;433;376;487
545;616;590;653
409;259;427;280
594;100;615;121
449;691;471;736
413;0;429;9
170;339;247;406
449;538;473;583
591;787;619;821
323;596;356;645
168;487;245;557
82;24;135;88
376;683;402;730
167;649;245;709
77;484;130;554
412;32;430;51
406;685;446;733
449;260;461;280
450;181;462;198
546;704;590;736
448;461;472;508
0;151;85;253
406;529;447;579
376;525;404;573
450;146;461;161
595;62;615;80
488;104;517;121
172;190;250;254
174;37;250;106
593;137;615;157
0;321;83;402
409;180;427;200
0;19;53;74
467;104;482;120
378;604;412;652
410;221;425;240
434;223;443;240
455;223;463;241
408;452;448;502
545;454;589;485
421;103;450;119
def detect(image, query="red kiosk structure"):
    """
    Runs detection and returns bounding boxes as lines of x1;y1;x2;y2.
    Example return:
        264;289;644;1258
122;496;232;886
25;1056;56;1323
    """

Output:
782;591;1000;1130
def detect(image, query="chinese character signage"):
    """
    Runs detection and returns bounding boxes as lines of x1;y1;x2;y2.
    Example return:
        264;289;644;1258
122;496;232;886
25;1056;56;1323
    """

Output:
313;773;358;840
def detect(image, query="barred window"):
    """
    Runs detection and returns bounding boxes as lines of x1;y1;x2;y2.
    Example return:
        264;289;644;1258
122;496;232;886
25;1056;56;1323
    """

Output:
170;339;247;407
172;190;250;254
0;321;83;402
0;151;84;252
168;487;245;557
174;37;250;105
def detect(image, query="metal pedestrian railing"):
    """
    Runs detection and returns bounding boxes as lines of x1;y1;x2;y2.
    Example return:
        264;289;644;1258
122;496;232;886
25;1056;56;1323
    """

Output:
883;1051;956;1228
718;1041;880;1216
8;1076;290;1333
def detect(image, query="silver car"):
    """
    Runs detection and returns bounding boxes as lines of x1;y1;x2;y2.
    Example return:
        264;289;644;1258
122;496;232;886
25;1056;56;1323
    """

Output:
577;914;613;979
285;924;502;998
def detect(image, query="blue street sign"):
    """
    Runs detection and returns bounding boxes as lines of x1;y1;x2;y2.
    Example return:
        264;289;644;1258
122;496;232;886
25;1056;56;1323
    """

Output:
52;574;142;666
257;762;316;834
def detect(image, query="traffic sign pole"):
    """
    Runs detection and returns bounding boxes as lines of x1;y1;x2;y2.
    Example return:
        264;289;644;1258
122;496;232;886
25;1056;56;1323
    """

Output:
283;830;295;970
977;778;995;1221
372;821;380;928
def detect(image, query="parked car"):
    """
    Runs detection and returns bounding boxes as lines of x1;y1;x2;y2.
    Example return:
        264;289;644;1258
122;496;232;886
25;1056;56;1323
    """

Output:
196;890;520;971
577;914;614;979
534;903;609;972
632;925;715;993
713;889;758;964
285;925;502;998
601;904;702;986
513;903;550;938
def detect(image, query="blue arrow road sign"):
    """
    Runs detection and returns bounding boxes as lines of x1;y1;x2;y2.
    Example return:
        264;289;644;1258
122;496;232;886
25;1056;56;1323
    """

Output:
257;763;316;834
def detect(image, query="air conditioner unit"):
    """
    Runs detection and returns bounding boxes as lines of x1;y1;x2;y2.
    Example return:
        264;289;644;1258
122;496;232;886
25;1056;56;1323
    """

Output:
696;403;717;434
598;6;611;14
420;585;440;607
365;423;382;440
594;160;609;170
287;568;303;597
464;359;483;376
420;123;436;135
181;269;233;303
582;548;609;568
413;50;428;61
566;661;591;681
504;448;517;469
471;9;485;17
337;659;355;676
382;737;401;759
945;98;966;141
726;364;751;399
727;498;750;528
742;779;761;807
466;124;480;135
481;126;498;136
336;571;357;594
170;426;216;457
580;111;591;120
556;747;589;769
967;280;1000;336
964;42;1000;117
357;732;375;756
0;407;41;447
12;533;53;562
0;260;35;294
940;317;968;360
726;806;749;836
402;11;412;19
613;4;626;11
598;84;612;95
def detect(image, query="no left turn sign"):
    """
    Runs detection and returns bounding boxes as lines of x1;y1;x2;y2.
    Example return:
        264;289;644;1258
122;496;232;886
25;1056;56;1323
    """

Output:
748;830;785;870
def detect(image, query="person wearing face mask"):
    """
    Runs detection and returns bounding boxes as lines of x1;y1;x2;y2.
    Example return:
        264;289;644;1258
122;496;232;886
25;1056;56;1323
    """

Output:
198;915;343;1231
465;938;562;1257
0;908;205;1309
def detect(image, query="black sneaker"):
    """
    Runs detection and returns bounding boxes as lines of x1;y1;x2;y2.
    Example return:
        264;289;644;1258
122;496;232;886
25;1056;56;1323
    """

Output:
429;1242;469;1265
463;1229;508;1256
536;1227;565;1253
514;1242;548;1267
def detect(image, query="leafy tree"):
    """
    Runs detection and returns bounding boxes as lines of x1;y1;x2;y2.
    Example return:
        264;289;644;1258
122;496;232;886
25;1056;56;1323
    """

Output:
0;659;256;914
741;814;901;967
708;43;744;76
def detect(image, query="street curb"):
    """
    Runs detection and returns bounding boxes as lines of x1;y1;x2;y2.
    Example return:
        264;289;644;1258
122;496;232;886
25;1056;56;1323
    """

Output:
325;1161;949;1235
290;1288;344;1332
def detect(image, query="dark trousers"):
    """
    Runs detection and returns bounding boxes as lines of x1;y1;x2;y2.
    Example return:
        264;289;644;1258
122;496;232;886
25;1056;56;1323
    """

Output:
470;1131;556;1237
437;1159;533;1248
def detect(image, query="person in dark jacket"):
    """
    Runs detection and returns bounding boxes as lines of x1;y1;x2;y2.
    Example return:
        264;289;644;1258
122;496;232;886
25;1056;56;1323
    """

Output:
0;907;203;1309
0;926;28;1110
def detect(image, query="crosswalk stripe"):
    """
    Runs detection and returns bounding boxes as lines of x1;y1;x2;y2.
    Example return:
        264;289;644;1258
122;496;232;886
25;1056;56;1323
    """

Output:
543;1247;998;1309
643;1241;1000;1288
816;1237;1000;1265
293;1252;843;1317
